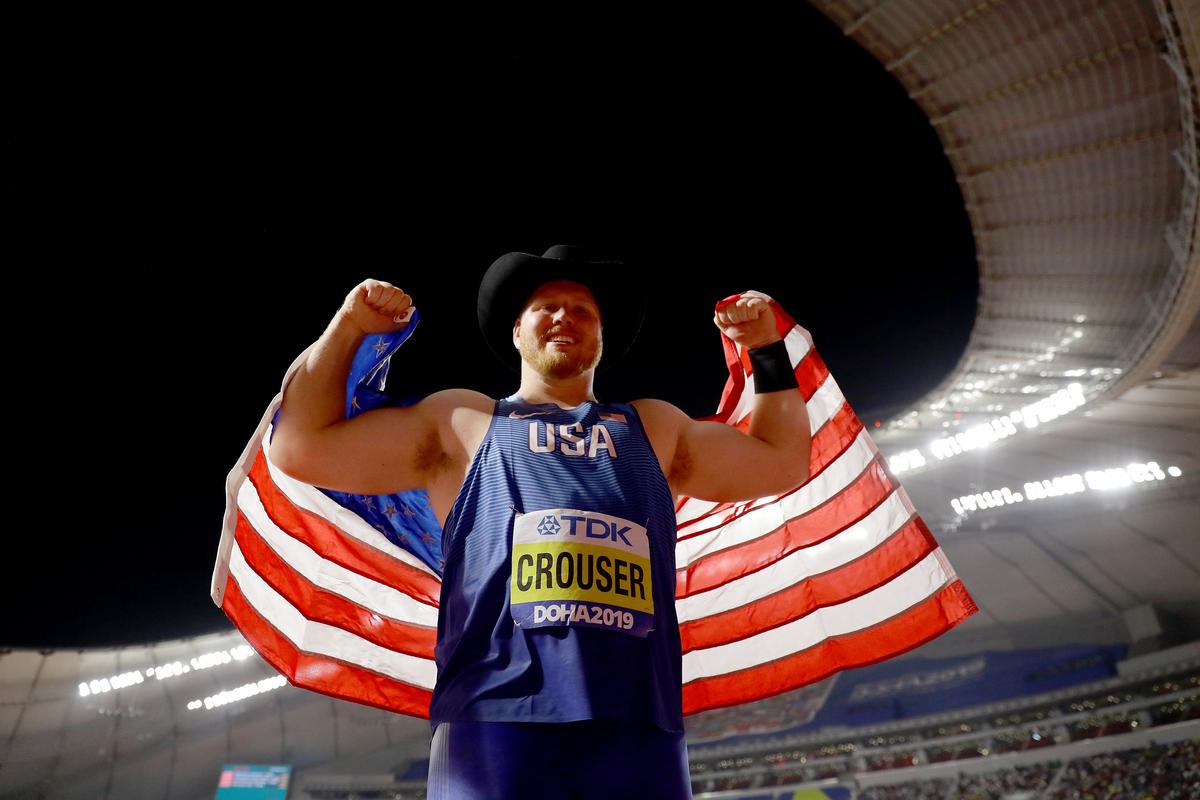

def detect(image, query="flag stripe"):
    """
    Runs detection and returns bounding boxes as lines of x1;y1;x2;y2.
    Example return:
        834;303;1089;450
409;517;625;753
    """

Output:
674;405;870;554
238;477;439;627
235;510;437;658
677;395;857;536
681;578;978;715
677;487;918;621
676;351;849;533
221;573;434;718
247;448;442;607
679;516;938;651
681;549;955;684
262;429;440;578
228;539;437;689
676;432;884;571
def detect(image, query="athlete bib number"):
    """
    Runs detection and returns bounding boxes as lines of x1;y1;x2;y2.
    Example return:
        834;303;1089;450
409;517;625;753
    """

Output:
510;508;655;637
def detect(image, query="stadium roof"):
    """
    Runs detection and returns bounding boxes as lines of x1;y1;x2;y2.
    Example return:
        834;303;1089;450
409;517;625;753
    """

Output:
812;0;1200;652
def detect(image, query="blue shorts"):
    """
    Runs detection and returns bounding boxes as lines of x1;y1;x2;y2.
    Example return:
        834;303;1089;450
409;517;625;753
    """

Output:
427;718;693;799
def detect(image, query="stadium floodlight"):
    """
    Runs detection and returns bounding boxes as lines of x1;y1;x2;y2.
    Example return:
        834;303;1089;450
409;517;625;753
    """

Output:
188;675;288;711
79;644;257;698
950;461;1182;519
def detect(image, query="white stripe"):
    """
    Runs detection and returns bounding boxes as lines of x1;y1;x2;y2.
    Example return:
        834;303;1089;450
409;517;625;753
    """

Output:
229;541;438;689
262;425;439;577
676;428;880;566
726;371;756;427
681;550;954;683
237;479;439;626
676;488;913;622
214;344;318;607
783;326;812;368
806;369;849;435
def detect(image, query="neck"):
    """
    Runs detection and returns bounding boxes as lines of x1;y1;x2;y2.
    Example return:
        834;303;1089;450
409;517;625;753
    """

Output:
516;364;597;407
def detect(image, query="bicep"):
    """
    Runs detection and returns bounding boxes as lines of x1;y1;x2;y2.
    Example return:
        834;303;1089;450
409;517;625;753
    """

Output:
673;419;806;503
270;402;439;496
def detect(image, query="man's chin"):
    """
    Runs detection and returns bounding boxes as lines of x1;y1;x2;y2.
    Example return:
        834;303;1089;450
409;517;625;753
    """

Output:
527;352;597;378
540;356;587;379
518;340;602;378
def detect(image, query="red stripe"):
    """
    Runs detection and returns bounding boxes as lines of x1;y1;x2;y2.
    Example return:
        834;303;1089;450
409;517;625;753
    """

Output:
247;448;441;607
681;579;979;716
676;456;896;598
677;400;865;541
220;572;434;719
709;312;748;426
235;509;437;659
679;517;936;652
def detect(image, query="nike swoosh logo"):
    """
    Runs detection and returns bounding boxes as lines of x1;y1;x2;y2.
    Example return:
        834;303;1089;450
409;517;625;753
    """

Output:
509;410;557;419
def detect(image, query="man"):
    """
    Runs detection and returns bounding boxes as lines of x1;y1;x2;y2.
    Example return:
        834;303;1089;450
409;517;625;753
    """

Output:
270;245;812;799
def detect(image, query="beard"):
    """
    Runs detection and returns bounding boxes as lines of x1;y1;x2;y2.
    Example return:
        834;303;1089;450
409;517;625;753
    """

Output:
519;333;603;378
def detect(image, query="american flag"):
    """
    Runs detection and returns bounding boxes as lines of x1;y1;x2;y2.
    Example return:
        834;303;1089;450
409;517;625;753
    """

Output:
211;298;977;719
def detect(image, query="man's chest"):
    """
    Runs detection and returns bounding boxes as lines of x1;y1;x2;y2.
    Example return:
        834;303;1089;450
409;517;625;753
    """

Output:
430;403;677;527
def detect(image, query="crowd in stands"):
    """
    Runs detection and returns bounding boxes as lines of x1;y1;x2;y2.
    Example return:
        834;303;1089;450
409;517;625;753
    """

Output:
859;762;1059;800
682;667;1198;796
842;741;1198;800
684;680;833;741
686;669;1199;749
1048;740;1199;800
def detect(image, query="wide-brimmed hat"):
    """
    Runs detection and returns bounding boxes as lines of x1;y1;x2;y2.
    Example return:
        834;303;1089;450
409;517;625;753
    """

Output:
477;244;645;372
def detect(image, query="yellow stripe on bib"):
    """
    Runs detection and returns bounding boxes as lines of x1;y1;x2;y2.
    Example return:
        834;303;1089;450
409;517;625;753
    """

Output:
511;541;654;614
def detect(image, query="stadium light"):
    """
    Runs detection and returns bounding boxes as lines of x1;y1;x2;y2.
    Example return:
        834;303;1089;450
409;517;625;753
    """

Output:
950;461;1182;517
79;644;257;698
187;675;288;711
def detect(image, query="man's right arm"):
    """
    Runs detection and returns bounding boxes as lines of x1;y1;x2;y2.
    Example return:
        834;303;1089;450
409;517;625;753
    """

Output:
269;280;459;496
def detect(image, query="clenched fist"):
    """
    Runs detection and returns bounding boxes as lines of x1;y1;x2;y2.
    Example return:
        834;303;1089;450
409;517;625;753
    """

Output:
714;290;781;349
339;279;416;335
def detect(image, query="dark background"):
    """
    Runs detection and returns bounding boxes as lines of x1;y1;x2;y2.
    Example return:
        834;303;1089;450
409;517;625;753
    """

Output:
5;8;976;648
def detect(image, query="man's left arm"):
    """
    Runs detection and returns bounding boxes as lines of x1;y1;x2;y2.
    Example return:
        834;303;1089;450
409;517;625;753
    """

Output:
634;291;813;503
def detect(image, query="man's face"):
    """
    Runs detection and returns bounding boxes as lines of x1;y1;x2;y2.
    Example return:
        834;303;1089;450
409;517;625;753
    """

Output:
513;279;604;378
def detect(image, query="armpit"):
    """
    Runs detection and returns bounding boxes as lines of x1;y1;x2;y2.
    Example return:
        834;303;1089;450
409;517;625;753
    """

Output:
413;424;452;476
668;431;693;492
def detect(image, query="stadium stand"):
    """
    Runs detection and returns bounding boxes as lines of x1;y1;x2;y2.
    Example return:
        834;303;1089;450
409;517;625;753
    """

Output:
683;649;1199;796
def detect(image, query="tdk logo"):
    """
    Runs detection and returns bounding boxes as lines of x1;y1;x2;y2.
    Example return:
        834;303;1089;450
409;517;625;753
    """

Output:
537;515;633;546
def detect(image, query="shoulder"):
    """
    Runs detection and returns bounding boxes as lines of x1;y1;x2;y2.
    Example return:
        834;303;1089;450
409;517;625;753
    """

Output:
629;397;691;450
629;397;689;429
419;388;495;415
416;389;495;462
627;399;692;490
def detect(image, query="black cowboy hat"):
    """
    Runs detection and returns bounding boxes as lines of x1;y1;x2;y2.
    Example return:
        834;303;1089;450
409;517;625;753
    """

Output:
477;244;645;372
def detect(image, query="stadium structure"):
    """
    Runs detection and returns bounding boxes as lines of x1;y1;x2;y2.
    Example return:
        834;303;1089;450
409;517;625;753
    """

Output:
3;1;1198;798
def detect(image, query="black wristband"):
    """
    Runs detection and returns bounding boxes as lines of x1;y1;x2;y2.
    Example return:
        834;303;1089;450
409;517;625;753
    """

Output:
748;338;799;393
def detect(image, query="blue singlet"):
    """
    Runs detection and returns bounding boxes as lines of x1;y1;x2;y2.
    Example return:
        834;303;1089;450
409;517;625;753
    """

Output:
428;394;685;734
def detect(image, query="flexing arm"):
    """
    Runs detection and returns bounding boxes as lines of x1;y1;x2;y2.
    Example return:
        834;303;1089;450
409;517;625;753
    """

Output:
269;280;449;495
634;292;812;503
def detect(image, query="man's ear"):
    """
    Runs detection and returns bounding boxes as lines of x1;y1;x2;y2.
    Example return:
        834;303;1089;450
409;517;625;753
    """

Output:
512;319;521;350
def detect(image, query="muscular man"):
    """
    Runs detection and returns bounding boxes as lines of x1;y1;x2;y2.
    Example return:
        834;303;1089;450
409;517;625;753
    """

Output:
270;245;812;799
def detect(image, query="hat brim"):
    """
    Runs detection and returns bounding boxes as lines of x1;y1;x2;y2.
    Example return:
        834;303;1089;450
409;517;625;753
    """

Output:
477;251;645;373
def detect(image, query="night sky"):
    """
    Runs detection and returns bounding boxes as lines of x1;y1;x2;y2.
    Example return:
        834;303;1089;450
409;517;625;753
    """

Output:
7;8;977;649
